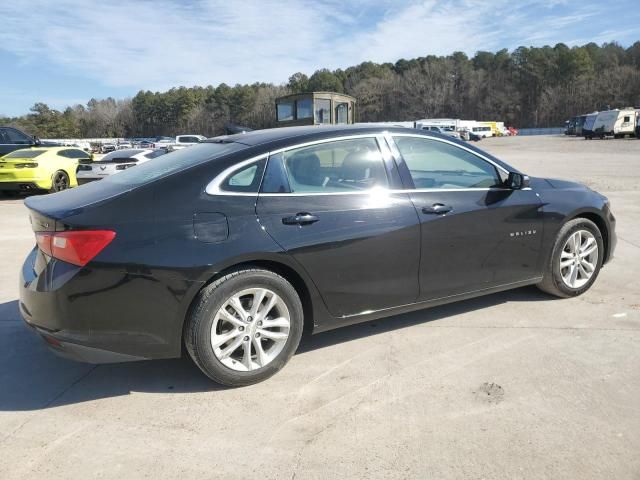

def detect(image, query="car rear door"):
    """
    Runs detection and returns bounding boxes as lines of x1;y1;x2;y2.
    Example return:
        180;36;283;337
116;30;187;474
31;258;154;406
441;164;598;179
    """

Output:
387;134;544;301
255;135;421;318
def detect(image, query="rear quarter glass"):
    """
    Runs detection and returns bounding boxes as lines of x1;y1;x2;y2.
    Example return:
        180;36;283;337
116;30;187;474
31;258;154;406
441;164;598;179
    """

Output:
104;142;248;187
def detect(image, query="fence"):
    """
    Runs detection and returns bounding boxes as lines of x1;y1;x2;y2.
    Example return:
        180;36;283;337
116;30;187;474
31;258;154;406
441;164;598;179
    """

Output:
517;127;565;136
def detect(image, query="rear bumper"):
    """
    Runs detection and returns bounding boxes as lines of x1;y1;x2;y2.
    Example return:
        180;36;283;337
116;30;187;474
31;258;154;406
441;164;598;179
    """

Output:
76;177;102;185
22;318;146;363
0;181;42;192
19;247;198;363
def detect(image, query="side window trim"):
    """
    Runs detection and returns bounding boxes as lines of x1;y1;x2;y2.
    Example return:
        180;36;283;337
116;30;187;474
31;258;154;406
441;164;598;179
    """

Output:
384;133;511;191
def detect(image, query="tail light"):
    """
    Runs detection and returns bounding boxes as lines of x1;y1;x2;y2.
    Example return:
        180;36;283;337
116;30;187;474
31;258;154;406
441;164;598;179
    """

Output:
36;230;116;266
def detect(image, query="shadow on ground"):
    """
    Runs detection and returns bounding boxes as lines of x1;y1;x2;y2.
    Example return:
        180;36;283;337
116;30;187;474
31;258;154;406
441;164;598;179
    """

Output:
0;286;552;411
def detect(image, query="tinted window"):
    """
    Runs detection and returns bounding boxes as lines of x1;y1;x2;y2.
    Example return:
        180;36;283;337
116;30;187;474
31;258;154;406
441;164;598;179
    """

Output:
393;136;501;189
106;142;247;186
178;136;201;143
144;149;167;159
3;149;46;159
280;137;387;193
277;102;294;122
296;98;313;119
315;99;331;124
4;128;32;144
58;149;89;159
220;159;266;193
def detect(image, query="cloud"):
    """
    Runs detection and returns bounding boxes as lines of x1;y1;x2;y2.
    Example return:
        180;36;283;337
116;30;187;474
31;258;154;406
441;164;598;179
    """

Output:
0;0;635;99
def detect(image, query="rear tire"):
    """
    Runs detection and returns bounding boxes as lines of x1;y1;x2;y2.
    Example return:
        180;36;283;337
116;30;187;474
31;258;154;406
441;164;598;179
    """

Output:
537;218;604;298
184;268;304;386
49;170;70;193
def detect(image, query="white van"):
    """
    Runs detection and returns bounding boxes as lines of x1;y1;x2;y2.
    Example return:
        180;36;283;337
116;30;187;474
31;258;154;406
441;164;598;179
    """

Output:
592;109;637;138
471;126;493;138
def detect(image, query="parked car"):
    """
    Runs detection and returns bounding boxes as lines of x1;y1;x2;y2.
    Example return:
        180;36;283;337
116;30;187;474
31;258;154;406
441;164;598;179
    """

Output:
100;144;116;154
0;147;90;194
76;148;167;185
0;126;41;156
458;129;482;142
19;126;616;386
155;135;207;151
418;125;461;140
117;141;133;150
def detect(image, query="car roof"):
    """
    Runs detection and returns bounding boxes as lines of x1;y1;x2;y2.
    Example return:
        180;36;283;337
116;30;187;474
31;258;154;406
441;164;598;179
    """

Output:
205;125;429;147
204;125;517;174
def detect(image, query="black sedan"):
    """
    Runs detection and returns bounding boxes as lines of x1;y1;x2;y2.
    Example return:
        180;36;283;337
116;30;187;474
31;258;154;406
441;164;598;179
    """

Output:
19;126;616;386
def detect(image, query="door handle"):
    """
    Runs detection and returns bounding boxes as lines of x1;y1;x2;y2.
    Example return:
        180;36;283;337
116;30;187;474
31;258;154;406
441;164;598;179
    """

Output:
422;203;453;215
282;212;319;225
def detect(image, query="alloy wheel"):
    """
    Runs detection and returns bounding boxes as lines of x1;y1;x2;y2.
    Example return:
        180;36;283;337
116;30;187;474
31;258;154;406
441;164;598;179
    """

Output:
53;172;69;191
210;288;291;372
559;229;598;289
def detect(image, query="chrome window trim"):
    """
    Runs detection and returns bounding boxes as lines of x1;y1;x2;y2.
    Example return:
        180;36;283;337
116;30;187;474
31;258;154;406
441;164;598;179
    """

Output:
205;153;268;196
206;132;521;197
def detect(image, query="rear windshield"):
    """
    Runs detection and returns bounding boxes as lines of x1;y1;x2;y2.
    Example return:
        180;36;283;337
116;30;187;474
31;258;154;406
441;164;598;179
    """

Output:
3;149;46;159
105;142;247;186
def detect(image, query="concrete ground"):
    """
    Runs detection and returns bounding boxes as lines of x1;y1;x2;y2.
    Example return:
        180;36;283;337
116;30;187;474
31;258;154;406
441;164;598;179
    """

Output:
0;135;638;479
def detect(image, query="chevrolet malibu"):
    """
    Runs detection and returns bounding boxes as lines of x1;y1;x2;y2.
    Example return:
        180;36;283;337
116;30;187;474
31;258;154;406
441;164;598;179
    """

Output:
19;126;616;386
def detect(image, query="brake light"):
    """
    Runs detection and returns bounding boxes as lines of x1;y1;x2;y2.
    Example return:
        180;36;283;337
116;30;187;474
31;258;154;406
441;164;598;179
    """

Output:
36;230;116;266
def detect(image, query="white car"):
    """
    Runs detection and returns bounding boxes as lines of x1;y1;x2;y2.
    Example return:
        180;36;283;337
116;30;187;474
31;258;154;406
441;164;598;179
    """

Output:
418;125;461;140
76;148;167;185
171;135;207;150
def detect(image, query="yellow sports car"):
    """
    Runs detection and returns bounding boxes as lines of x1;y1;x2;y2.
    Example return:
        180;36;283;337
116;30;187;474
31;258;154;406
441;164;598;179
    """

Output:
0;147;92;194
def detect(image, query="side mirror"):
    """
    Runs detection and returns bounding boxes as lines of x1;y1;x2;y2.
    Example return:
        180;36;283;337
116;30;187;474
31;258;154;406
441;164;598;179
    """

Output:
507;172;530;189
33;136;41;146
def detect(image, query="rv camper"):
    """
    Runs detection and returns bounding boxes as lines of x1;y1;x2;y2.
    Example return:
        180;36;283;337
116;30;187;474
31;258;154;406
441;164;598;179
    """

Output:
592;109;637;139
574;115;587;136
582;113;599;139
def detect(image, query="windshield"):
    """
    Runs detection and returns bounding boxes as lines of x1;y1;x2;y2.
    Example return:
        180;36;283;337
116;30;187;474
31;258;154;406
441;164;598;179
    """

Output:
3;149;46;159
105;142;247;186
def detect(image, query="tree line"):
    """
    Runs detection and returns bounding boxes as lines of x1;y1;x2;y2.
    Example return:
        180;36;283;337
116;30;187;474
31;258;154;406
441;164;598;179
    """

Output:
2;41;639;139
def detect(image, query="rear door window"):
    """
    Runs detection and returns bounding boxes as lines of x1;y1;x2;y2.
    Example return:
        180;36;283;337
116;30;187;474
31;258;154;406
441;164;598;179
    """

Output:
270;137;388;193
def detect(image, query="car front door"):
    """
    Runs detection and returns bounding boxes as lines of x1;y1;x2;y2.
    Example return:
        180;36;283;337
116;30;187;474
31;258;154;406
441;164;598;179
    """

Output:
256;135;421;318
388;134;544;301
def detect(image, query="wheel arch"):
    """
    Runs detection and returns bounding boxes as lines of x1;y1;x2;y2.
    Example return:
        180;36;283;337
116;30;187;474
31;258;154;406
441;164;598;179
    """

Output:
567;210;610;263
180;258;319;353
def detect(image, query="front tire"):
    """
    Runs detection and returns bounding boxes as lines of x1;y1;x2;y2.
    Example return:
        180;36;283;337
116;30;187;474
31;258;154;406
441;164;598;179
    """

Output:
537;218;604;298
184;268;304;386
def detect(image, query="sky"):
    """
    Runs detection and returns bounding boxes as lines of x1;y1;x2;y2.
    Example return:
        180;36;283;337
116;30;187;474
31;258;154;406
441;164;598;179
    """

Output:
0;0;638;117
